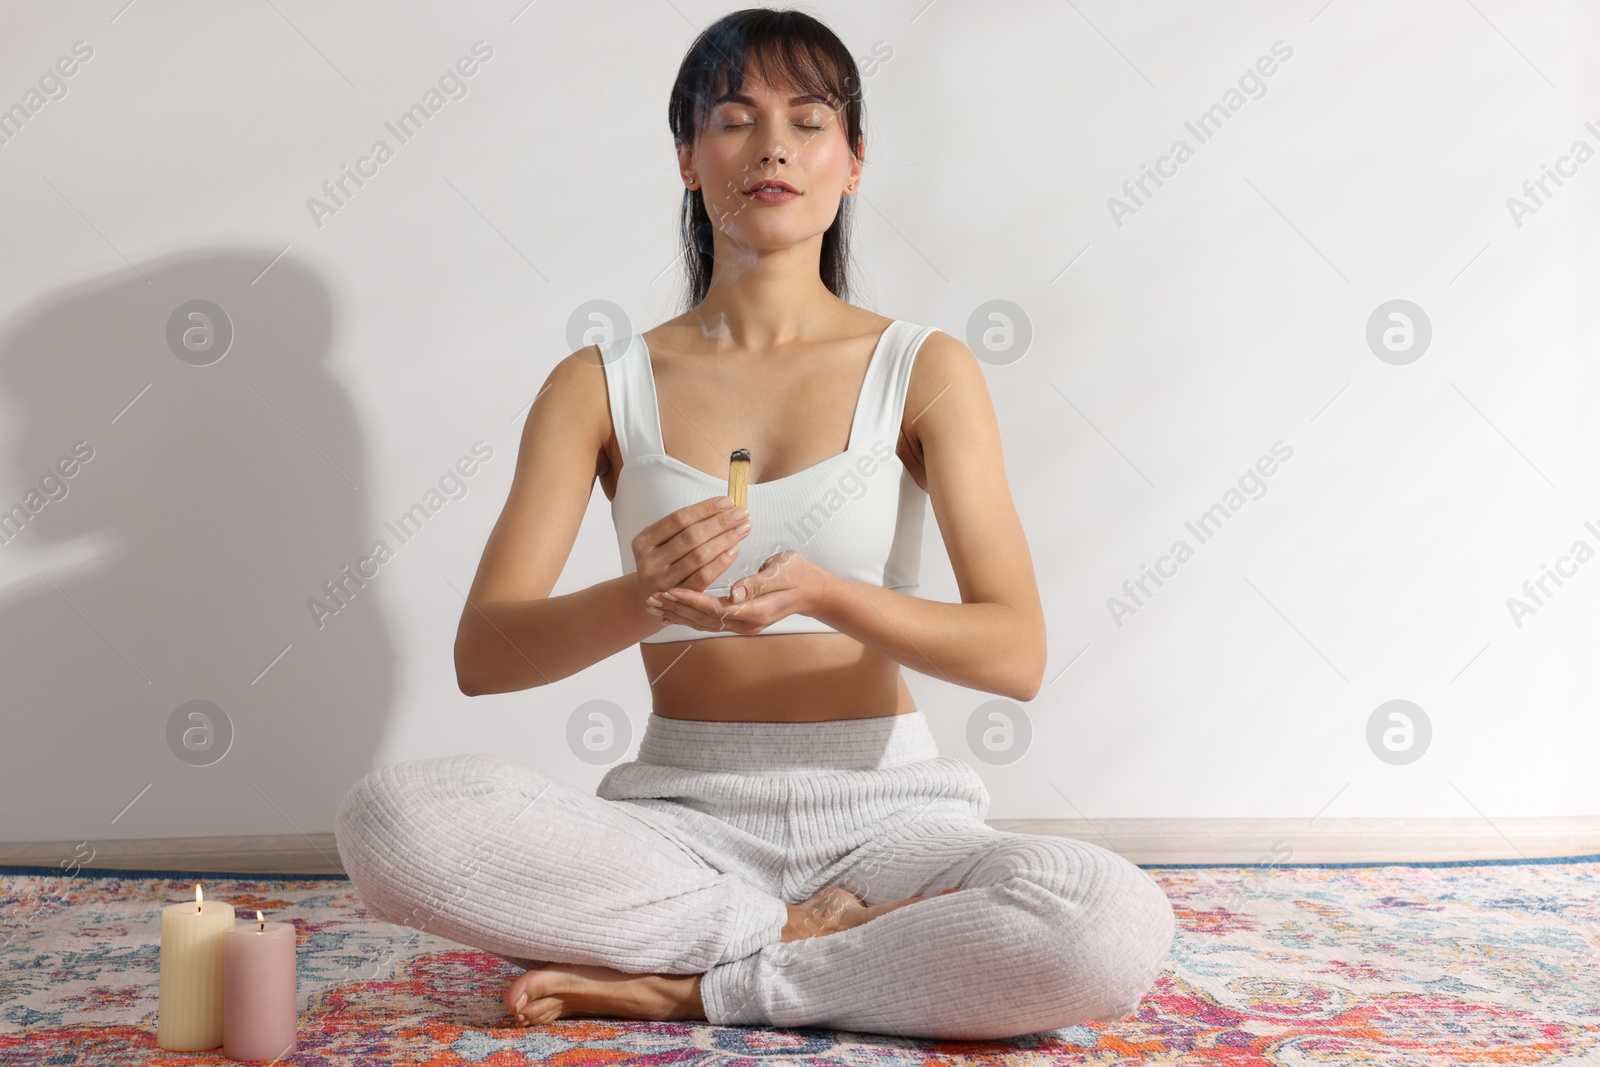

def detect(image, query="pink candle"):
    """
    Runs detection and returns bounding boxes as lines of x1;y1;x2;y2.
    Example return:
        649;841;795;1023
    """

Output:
222;910;298;1063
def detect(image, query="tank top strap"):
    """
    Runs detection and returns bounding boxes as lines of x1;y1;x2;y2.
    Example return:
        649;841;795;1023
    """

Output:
848;320;943;454
598;332;666;464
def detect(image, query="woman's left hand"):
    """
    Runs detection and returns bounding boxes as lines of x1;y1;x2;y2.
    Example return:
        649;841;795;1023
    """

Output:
645;549;835;634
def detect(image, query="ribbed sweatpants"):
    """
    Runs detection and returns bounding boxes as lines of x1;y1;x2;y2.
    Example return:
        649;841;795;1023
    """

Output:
332;711;1176;1040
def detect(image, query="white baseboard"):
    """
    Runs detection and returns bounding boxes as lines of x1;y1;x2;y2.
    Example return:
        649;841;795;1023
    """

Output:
984;817;1600;865
3;818;1596;875
0;834;346;876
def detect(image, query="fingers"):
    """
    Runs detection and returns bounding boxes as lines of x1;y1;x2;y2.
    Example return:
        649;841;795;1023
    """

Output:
659;506;751;591
727;549;805;603
645;495;735;546
655;590;741;634
650;578;798;634
730;550;798;602
689;538;743;589
633;499;726;580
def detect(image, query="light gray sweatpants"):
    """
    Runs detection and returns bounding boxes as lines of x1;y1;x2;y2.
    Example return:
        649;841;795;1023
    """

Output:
332;711;1175;1040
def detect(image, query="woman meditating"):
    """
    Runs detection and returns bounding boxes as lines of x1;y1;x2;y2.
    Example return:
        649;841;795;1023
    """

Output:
334;7;1175;1040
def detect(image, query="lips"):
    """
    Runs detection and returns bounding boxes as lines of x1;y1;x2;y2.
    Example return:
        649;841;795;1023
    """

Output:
746;180;799;195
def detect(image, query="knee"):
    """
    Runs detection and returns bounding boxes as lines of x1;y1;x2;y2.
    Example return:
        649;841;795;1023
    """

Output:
1082;857;1176;1018
336;754;494;844
333;753;529;914
337;750;530;824
990;839;1176;1026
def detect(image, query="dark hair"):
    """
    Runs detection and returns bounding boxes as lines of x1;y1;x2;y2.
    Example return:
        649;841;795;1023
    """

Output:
668;8;866;311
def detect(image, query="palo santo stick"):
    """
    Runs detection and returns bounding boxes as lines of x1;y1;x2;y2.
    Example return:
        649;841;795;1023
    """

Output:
727;448;750;508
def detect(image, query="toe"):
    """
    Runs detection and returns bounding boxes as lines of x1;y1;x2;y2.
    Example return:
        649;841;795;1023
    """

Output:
517;996;562;1026
504;968;547;1016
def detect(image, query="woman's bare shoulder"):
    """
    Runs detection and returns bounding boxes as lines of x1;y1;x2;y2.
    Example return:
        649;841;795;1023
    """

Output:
902;327;987;454
530;336;628;481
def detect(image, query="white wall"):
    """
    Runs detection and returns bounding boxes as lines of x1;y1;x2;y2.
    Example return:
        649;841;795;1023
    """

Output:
1;0;1594;847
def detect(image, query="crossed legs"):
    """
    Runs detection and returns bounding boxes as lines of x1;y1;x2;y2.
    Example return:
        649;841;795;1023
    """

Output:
698;820;1177;1038
333;754;792;976
334;753;1175;1039
502;886;961;1026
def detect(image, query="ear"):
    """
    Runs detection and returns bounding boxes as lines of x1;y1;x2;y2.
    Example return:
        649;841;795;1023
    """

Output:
676;138;697;189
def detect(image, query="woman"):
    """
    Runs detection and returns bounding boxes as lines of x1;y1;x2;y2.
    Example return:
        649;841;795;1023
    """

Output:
334;7;1175;1040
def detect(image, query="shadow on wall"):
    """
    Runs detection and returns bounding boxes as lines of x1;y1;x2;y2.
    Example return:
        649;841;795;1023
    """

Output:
0;248;393;844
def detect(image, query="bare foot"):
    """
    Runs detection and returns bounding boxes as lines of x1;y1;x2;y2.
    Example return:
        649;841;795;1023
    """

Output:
782;886;961;942
505;962;702;1026
504;887;963;1025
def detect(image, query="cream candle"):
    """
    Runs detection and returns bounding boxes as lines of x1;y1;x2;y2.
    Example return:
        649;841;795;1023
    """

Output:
157;883;235;1051
223;909;298;1062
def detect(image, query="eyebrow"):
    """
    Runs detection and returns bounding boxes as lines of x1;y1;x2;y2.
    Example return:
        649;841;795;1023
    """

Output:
713;91;834;107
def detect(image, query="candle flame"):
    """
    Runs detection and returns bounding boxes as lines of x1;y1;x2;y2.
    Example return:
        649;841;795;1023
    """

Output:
195;884;204;911
256;910;264;922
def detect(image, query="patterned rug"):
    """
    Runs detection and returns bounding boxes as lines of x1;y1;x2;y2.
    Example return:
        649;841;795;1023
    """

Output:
2;854;1597;1066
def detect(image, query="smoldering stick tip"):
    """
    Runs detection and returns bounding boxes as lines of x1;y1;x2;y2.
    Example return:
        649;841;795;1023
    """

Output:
727;448;750;508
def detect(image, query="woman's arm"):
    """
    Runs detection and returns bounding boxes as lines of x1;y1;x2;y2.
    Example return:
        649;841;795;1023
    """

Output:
458;575;662;696
811;582;1041;701
455;348;659;696
812;331;1047;701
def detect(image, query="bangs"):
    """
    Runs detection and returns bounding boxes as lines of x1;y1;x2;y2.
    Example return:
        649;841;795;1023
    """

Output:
669;11;862;150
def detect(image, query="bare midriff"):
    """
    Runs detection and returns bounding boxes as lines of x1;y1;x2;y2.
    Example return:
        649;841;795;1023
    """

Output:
638;633;919;722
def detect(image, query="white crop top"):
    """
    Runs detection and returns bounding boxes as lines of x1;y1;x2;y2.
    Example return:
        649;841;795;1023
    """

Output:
600;319;940;642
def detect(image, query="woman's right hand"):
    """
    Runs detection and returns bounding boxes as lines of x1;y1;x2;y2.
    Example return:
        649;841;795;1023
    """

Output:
630;495;752;602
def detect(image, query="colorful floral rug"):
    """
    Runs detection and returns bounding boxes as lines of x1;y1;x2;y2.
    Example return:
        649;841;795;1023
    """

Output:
2;854;1597;1065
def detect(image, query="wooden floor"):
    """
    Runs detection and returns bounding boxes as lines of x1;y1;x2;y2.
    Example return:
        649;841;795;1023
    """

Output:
3;818;1597;875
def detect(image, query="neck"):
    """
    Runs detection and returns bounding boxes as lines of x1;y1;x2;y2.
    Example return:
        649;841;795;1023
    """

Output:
696;243;839;349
